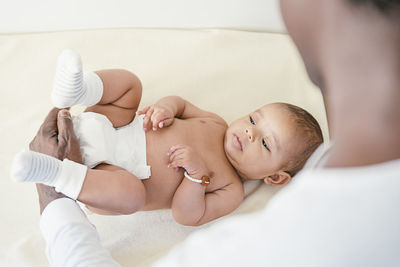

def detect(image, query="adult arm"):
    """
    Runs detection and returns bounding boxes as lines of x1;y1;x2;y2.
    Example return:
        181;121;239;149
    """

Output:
40;198;121;267
32;108;121;266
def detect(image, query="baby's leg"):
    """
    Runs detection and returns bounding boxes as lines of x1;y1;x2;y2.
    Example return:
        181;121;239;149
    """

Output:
11;151;146;215
85;69;142;128
52;50;142;128
79;163;146;215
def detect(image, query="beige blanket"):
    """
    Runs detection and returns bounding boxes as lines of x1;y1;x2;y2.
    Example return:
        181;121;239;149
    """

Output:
0;28;327;266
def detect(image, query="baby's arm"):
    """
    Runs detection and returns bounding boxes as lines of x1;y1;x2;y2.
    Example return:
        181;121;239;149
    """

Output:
172;178;244;226
168;145;244;226
138;96;225;131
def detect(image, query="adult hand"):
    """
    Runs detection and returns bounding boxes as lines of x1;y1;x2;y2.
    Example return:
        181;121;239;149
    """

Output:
29;108;82;214
29;108;82;162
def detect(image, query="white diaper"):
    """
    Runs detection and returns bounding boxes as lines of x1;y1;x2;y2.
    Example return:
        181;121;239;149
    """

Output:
72;112;151;180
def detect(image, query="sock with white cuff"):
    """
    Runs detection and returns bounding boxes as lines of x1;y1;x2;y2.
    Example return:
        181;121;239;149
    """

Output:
52;49;103;108
11;150;87;200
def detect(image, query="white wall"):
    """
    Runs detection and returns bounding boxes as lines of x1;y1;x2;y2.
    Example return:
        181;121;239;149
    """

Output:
0;0;286;33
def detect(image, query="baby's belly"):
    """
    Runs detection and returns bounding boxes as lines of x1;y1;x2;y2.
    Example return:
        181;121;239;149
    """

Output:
140;120;193;210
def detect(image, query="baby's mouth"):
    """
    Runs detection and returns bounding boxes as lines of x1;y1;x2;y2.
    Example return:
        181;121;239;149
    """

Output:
233;134;243;151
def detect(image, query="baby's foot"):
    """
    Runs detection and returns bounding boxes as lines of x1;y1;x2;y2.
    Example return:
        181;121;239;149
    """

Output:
11;150;61;184
11;150;88;200
52;49;104;108
52;49;85;108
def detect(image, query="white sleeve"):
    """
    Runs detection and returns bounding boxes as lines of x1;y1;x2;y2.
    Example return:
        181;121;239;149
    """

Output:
151;212;266;267
40;198;121;267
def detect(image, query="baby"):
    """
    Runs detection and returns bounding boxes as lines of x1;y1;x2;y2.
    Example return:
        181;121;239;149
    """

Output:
11;50;323;226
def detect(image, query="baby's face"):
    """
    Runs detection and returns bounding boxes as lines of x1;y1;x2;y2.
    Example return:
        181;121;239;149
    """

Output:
224;103;302;181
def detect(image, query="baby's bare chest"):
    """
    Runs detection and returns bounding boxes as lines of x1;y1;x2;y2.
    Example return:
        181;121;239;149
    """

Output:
146;118;227;163
141;118;235;209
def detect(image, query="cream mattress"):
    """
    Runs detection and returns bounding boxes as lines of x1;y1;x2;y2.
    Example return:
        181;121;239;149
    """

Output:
0;28;328;266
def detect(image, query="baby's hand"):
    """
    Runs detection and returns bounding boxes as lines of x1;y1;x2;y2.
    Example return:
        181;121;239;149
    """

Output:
137;104;175;131
168;144;207;177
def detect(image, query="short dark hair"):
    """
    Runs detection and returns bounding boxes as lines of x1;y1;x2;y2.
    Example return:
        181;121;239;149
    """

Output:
278;103;324;177
349;0;400;15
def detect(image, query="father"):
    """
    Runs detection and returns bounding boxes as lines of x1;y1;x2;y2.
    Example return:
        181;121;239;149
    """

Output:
33;0;400;266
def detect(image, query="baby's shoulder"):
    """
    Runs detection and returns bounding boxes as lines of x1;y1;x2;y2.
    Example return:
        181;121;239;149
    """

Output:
188;113;227;128
183;116;227;135
203;116;228;134
206;161;243;193
207;114;228;128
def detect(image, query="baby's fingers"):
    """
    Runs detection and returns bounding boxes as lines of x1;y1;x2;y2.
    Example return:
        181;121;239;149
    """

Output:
150;111;171;131
168;148;185;163
137;106;150;115
159;118;174;128
150;111;164;131
142;107;155;131
168;144;185;156
168;156;185;170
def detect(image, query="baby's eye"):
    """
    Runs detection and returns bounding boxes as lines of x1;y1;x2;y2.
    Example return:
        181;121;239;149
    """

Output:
249;116;255;125
262;139;270;151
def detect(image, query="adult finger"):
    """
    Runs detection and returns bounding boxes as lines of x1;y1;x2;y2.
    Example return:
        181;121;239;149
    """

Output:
40;108;61;137
57;109;74;147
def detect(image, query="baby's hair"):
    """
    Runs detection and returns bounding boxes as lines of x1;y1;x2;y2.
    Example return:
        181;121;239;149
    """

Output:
278;103;323;177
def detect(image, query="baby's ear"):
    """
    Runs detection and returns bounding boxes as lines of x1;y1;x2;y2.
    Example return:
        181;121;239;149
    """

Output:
263;171;291;186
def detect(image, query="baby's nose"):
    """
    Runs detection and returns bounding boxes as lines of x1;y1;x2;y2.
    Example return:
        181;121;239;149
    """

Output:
245;129;255;142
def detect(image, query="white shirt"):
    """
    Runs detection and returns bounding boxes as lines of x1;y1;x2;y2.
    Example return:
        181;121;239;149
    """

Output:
156;157;400;267
40;151;400;267
40;199;121;267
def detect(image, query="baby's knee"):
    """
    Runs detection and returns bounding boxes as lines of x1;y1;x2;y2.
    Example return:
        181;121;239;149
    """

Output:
118;182;146;215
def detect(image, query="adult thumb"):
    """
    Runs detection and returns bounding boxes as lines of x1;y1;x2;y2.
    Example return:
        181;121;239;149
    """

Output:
57;109;74;145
